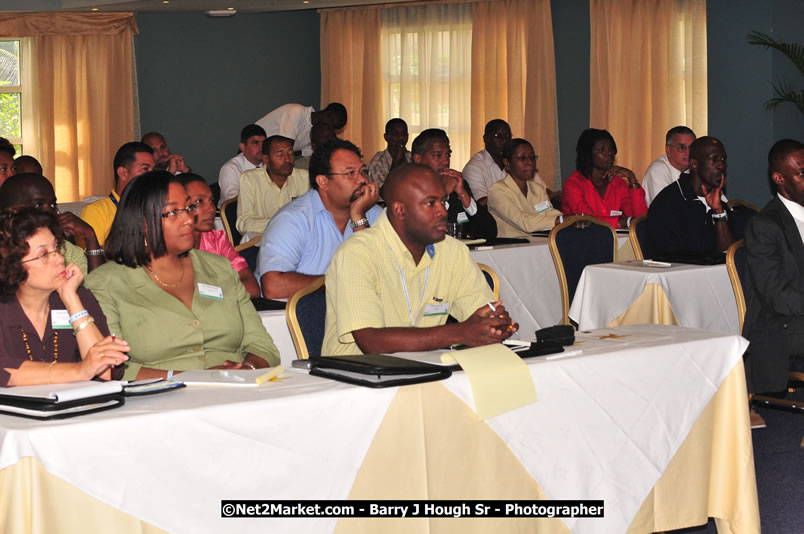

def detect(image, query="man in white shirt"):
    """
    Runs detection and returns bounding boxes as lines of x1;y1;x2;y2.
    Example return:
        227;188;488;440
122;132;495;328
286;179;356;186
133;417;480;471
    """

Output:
642;126;696;205
236;136;309;242
462;119;548;205
255;102;347;158
368;118;412;188
217;124;266;208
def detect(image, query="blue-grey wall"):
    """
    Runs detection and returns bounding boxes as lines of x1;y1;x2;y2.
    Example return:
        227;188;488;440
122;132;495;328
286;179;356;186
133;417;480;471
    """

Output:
134;11;321;182
707;0;804;206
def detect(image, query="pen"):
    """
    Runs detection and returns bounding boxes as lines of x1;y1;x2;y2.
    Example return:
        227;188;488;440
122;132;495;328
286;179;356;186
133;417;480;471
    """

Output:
487;302;497;312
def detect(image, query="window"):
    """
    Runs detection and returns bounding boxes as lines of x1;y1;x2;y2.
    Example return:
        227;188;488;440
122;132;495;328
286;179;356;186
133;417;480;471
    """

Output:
0;39;23;152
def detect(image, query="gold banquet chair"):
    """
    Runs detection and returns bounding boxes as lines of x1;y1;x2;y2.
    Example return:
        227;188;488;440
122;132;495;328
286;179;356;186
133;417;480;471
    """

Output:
548;215;617;326
477;263;500;300
286;276;326;360
628;214;649;261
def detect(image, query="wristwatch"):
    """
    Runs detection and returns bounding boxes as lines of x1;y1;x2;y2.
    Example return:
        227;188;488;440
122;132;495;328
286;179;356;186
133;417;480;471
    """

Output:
350;217;370;230
711;211;728;222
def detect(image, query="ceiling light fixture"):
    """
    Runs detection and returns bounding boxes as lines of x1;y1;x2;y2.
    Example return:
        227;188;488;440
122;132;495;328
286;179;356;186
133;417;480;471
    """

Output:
206;9;237;17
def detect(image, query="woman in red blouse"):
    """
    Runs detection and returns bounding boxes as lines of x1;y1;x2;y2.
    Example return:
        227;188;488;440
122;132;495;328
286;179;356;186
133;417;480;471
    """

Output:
561;129;647;228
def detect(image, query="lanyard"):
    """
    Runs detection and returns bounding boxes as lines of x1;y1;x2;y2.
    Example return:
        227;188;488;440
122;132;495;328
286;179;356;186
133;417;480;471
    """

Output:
388;243;430;327
109;192;119;207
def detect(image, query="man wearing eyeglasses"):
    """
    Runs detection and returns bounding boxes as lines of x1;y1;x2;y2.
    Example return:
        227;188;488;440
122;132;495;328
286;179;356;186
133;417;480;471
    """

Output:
0;173;104;274
256;139;382;299
236;136;310;243
642;126;696;205
412;129;497;240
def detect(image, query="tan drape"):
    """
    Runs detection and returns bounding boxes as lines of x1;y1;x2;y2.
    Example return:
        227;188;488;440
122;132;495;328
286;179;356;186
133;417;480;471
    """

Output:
589;0;707;181
471;0;559;188
320;9;383;160
0;13;138;202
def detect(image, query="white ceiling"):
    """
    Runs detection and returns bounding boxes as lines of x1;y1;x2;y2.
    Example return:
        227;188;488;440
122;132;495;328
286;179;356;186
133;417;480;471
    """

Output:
1;0;424;14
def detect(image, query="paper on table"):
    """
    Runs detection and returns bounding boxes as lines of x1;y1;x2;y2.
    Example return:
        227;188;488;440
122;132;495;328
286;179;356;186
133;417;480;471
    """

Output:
171;368;285;387
448;344;538;420
0;381;122;403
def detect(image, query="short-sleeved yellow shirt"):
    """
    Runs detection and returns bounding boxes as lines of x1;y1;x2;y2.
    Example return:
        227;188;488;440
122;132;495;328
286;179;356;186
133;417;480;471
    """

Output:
79;192;119;246
322;211;494;356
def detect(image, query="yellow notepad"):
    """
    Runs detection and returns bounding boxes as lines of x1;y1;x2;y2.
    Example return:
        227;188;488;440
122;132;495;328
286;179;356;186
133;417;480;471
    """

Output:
444;344;538;419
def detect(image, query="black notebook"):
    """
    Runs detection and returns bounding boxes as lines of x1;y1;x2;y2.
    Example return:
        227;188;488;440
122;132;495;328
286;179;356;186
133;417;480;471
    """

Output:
0;381;125;420
309;354;452;388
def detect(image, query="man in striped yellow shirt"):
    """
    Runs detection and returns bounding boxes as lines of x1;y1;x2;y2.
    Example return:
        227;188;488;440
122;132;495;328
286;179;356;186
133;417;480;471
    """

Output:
322;163;518;356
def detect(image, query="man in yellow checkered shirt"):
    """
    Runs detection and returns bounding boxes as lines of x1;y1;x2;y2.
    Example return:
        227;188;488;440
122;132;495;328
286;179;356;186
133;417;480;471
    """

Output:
322;163;518;356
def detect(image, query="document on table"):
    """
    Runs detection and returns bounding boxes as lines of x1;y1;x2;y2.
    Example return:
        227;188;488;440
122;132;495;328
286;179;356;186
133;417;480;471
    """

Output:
170;366;285;387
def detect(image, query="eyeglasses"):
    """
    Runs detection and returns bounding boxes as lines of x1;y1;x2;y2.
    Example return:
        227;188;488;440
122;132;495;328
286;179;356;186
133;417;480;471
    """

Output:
329;167;370;181
21;248;62;265
513;155;539;163
669;143;690;152
161;204;199;219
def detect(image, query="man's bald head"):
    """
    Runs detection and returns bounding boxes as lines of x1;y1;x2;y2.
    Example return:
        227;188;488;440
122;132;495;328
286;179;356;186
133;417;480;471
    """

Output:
12;155;43;176
689;136;724;163
383;163;441;208
0;173;55;210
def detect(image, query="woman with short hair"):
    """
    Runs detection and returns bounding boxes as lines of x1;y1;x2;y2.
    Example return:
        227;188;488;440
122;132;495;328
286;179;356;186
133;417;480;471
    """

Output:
0;207;128;386
86;171;280;380
561;128;647;228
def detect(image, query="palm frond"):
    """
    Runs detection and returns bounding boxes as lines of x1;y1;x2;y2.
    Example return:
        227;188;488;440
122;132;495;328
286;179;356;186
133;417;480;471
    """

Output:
764;80;804;114
746;31;804;77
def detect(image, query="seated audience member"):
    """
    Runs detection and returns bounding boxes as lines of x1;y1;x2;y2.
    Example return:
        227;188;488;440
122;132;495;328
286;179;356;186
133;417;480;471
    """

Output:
642;126;696;205
85;171;279;380
561;128;646;228
81;142;155;246
257;139;381;299
0;138;16;186
236;135;310;242
368;118;412;188
141;132;190;174
294;122;337;170
743;139;804;395
0;207;128;386
217;124;266;208
323;163;518;356
256;102;347;158
11;155;43;176
487;139;562;237
411;129;497;239
647;136;740;257
179;174;261;298
0;174;104;273
463;120;549;205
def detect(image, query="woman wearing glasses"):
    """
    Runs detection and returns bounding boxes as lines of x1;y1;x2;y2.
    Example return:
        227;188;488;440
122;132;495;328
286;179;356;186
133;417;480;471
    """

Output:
0;208;128;386
85;171;279;380
561;128;647;229
487;139;563;237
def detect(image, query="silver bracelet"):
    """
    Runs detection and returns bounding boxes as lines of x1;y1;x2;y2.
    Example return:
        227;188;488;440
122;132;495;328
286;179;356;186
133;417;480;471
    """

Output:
349;217;370;230
85;248;105;256
72;316;95;334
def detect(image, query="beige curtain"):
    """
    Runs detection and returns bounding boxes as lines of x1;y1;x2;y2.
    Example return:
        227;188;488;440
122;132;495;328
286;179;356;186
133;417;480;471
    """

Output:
380;3;473;167
471;0;559;188
590;0;707;181
0;13;138;202
320;9;383;161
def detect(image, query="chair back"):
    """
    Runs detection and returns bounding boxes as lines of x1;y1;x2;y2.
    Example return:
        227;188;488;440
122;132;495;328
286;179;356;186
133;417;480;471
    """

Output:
629;214;649;260
286;276;326;359
235;235;262;273
220;197;242;246
727;199;759;212
477;263;500;300
549;215;617;325
725;239;747;331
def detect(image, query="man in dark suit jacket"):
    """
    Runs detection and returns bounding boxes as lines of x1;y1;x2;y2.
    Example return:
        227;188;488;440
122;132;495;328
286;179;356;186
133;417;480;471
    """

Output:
743;139;804;394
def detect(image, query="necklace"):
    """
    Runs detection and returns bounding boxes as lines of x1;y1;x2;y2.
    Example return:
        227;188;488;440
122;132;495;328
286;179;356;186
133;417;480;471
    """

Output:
146;258;185;288
20;328;59;361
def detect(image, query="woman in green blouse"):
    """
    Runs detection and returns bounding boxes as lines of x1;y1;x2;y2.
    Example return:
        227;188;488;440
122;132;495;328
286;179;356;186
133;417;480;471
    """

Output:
85;171;280;380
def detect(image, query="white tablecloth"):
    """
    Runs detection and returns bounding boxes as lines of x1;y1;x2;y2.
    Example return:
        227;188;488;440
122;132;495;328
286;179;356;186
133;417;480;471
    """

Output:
259;309;298;367
569;262;739;333
0;325;749;534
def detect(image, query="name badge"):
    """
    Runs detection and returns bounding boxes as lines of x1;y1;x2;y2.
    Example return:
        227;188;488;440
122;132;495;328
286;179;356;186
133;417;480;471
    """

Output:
423;302;450;316
51;309;72;329
457;211;469;224
533;200;551;214
198;283;223;300
610;210;623;217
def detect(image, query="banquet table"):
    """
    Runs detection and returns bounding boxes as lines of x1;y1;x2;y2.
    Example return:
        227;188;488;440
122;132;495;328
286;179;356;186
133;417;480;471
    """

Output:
0;324;758;534
569;262;739;333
